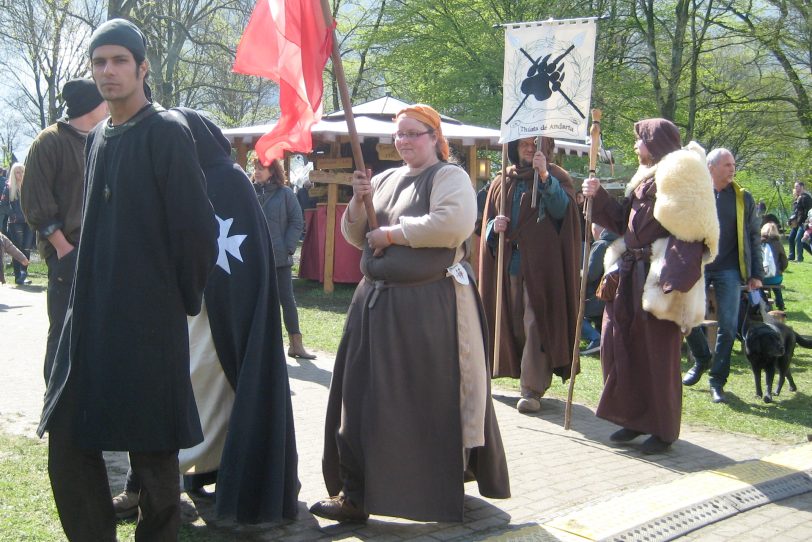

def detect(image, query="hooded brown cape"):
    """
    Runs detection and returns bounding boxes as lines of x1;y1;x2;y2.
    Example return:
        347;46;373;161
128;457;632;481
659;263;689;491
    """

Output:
478;163;582;381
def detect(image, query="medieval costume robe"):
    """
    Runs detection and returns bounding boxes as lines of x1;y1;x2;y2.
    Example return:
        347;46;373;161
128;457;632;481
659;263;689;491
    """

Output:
38;103;218;452
591;143;718;443
173;109;299;523
479;163;582;391
321;161;510;522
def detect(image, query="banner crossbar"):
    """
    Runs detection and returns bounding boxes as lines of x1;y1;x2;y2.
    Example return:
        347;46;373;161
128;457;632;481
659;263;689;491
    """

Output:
493;16;601;30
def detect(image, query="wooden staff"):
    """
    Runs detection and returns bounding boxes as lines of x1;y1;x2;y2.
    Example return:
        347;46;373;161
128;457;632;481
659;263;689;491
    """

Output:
564;109;602;430
493;144;509;370
531;135;540;208
318;0;378;230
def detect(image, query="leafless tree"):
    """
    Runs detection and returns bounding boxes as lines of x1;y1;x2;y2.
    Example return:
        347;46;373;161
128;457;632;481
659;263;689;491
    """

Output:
0;0;102;133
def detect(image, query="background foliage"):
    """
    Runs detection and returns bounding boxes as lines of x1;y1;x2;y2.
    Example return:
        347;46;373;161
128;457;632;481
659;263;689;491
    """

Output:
0;0;809;210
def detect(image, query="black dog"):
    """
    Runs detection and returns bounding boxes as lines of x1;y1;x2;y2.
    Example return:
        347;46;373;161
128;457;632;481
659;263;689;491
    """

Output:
741;300;812;402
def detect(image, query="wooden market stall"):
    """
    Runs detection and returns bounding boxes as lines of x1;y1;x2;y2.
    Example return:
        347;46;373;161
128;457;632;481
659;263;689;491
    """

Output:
222;96;606;293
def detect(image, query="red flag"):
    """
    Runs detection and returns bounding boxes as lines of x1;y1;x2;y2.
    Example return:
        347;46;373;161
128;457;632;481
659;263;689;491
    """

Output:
233;0;334;165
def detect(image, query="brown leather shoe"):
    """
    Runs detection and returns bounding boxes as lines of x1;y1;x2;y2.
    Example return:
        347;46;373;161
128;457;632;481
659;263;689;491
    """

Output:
309;495;368;523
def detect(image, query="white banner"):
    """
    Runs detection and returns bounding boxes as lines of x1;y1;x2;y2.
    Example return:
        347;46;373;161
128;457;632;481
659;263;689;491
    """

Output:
500;18;597;143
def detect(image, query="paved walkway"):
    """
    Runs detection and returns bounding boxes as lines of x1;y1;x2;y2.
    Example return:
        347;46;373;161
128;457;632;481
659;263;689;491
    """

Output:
1;284;811;541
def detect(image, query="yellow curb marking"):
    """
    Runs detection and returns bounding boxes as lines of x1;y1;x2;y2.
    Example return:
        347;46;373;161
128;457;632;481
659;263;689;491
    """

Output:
486;443;812;541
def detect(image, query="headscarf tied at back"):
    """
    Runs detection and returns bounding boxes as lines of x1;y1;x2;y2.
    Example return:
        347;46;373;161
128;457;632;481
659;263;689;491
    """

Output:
634;118;681;163
395;104;450;161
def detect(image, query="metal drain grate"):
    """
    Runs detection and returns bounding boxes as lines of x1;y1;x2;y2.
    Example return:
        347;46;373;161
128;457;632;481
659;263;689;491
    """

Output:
609;498;738;542
726;472;812;512
606;472;812;542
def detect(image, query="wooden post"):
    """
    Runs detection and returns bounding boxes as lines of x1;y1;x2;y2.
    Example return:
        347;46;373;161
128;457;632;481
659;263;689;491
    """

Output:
467;144;481;273
466;144;478;189
324;183;338;294
235;137;249;169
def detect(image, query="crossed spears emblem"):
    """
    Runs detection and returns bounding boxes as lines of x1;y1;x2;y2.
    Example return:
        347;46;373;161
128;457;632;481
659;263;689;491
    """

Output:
505;44;585;124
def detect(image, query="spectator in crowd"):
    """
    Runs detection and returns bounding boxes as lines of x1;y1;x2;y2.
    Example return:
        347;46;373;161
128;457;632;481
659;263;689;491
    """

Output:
22;77;108;380
0;230;30;284
253;158;315;359
0;167;9;234
683;148;762;404
760;221;788;311
799;209;812;259
788;181;812;262
581;223;619;356
1;163;34;284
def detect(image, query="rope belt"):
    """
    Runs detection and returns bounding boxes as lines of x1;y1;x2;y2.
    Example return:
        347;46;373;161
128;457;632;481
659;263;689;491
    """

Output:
365;274;450;309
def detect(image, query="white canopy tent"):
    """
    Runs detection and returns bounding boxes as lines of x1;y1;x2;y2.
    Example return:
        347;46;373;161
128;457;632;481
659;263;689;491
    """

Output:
222;97;608;292
222;96;609;163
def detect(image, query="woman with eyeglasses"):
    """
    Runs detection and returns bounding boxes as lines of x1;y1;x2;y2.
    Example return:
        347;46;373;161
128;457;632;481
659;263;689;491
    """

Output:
311;104;509;523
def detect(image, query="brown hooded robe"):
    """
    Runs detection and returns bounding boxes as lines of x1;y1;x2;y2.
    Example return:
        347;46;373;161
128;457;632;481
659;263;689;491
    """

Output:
479;163;582;384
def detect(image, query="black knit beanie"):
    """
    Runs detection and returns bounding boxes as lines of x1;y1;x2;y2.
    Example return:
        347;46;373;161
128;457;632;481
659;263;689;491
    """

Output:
61;78;104;119
89;18;147;60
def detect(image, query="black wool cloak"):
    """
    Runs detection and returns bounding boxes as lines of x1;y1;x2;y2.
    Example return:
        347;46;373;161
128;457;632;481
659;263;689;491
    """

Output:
174;108;300;523
38;104;218;451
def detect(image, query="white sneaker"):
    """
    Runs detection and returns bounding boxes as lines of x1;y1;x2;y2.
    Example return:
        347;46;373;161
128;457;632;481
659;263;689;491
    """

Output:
112;490;139;519
517;396;541;413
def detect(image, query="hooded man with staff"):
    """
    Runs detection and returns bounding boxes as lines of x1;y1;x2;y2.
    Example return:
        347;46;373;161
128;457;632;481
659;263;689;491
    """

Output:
479;137;582;413
581;119;718;454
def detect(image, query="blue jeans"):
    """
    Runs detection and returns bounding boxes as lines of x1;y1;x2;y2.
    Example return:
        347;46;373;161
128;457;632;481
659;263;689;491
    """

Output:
582;318;601;342
788;226;804;260
685;268;741;389
7;222;33;281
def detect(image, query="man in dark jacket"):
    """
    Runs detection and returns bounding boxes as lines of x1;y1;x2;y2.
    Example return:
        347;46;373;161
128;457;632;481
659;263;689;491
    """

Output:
581;223;618;355
22;78;108;382
788;181;812;261
37;19;218;541
682;148;762;403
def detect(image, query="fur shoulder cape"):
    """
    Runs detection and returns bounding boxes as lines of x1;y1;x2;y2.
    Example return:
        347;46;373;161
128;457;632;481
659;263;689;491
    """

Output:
607;141;720;331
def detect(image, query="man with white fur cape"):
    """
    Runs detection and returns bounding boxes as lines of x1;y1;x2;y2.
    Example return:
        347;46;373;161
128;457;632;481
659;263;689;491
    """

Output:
581;118;719;455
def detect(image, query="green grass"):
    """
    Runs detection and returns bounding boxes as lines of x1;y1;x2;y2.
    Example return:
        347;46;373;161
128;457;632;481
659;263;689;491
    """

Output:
294;279;355;353
0;432;243;541
3;256;47;287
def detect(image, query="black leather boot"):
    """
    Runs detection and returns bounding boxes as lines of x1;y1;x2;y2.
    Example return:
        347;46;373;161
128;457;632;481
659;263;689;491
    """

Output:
682;362;707;386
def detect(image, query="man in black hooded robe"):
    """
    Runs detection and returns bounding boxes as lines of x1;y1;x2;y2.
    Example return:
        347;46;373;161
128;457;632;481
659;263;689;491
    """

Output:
37;19;218;541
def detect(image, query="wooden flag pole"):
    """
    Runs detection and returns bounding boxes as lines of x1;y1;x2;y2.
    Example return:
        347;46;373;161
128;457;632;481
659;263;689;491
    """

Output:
531;135;540;208
493;144;509;372
564;109;602;431
318;0;378;230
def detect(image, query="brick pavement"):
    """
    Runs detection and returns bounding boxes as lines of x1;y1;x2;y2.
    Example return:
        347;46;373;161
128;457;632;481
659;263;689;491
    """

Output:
1;284;810;540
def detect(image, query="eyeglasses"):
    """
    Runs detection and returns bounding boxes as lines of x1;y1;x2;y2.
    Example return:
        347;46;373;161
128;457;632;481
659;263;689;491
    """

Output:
393;130;433;141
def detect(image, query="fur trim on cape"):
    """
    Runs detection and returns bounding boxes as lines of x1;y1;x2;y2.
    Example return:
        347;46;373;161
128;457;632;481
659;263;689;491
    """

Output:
606;142;720;331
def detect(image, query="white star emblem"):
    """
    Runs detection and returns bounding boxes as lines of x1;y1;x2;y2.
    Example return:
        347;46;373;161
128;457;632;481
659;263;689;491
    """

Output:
215;215;247;274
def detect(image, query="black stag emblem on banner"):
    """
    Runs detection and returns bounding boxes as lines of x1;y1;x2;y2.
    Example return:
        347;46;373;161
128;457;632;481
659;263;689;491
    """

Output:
505;44;585;124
